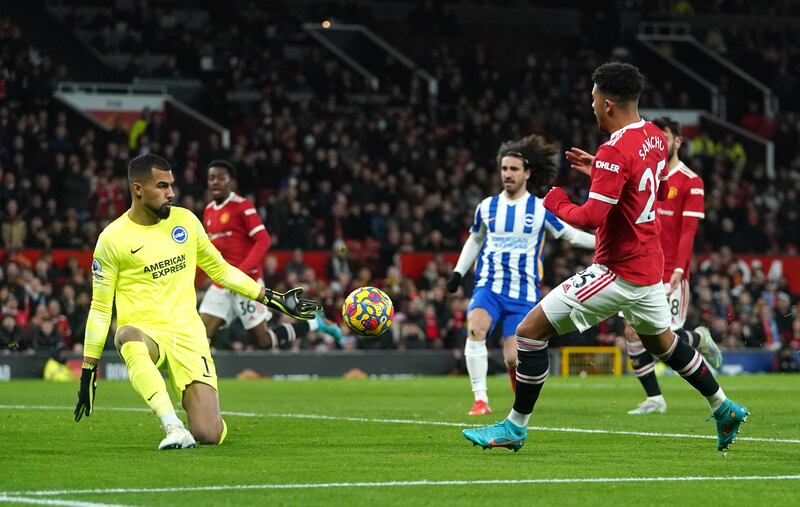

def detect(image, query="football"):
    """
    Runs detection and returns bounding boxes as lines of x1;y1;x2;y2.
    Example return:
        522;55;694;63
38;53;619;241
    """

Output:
342;286;394;337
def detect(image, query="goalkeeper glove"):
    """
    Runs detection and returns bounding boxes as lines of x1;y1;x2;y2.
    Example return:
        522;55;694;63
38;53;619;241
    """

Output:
261;287;323;321
74;362;97;422
447;272;463;293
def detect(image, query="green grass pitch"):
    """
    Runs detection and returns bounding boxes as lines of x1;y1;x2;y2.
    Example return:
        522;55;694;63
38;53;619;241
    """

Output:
1;374;799;506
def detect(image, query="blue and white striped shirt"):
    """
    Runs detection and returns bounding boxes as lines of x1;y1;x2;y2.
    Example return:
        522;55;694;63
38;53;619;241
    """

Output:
471;191;568;303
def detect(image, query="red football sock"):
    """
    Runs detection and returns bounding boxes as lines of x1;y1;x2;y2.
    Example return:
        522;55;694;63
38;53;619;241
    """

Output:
507;367;517;393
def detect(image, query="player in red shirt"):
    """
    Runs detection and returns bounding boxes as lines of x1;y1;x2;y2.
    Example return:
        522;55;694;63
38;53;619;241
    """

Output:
563;117;724;415
463;63;747;453
198;160;341;349
622;117;723;415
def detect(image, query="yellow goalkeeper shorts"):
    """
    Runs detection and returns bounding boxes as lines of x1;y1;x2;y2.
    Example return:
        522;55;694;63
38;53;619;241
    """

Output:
138;325;219;397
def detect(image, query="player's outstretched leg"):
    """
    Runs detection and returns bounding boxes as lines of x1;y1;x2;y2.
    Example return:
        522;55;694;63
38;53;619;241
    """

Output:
464;306;556;451
644;330;748;450
258;318;340;349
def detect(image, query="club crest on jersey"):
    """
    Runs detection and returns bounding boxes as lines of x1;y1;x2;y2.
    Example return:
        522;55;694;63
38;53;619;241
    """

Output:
524;214;536;227
172;226;188;244
221;212;230;224
668;186;678;199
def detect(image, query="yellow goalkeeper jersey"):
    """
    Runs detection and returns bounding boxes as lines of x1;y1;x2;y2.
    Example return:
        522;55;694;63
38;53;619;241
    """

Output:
84;206;263;359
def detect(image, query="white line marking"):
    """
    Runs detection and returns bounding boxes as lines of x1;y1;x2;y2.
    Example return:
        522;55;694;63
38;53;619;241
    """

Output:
9;475;800;496
2;404;799;445
0;495;133;506
252;412;800;445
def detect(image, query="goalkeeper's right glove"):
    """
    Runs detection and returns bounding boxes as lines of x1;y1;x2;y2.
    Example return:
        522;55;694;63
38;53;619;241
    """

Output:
261;287;323;321
74;362;97;422
447;272;463;293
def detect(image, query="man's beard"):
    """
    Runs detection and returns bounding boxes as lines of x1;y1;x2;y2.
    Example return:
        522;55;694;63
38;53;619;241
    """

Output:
145;202;171;219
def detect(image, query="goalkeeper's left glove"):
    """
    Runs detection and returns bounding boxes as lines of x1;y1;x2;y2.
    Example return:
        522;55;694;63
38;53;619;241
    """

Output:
74;362;97;422
261;287;323;321
446;272;463;293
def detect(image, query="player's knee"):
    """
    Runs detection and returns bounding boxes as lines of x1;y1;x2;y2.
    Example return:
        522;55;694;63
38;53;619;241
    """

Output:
191;420;224;445
115;325;142;345
623;324;640;343
467;326;488;340
515;307;557;342
515;320;545;342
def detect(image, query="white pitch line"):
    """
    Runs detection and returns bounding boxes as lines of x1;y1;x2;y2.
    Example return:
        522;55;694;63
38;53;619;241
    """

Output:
2;404;799;445
9;475;800;497
0;495;133;507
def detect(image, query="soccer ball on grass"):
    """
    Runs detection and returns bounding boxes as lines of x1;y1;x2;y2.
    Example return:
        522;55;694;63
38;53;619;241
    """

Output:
342;286;393;337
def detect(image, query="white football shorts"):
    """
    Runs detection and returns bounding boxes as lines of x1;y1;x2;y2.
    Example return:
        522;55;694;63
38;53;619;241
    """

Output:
198;279;272;330
540;263;671;336
667;278;689;331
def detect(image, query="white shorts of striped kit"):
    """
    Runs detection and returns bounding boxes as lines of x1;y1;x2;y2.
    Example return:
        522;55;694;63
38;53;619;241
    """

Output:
540;263;671;337
617;279;689;331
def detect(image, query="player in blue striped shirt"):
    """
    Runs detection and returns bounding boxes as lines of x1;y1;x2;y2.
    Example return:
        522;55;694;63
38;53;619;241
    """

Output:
447;134;595;416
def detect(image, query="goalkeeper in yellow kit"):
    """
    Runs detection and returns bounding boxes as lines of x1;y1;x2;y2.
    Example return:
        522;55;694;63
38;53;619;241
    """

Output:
74;153;322;450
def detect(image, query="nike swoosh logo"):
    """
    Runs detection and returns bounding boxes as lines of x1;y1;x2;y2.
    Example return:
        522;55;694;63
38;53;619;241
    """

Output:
131;245;144;254
147;392;157;401
202;373;213;378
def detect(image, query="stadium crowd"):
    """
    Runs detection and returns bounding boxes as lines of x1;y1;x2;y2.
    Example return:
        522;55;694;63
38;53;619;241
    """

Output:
0;6;798;368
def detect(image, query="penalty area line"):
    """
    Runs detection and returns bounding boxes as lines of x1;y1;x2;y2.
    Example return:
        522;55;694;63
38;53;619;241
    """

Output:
2;404;799;445
8;475;800;496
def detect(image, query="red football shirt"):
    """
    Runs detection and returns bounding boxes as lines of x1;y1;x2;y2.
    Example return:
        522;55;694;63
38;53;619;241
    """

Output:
588;119;669;285
203;192;271;284
656;161;704;281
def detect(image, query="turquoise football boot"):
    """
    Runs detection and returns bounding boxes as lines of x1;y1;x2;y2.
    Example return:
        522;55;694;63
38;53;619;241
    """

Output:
463;419;527;452
712;399;749;451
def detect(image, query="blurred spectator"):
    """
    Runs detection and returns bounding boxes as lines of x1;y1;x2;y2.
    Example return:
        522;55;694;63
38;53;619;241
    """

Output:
2;199;26;247
0;313;26;353
29;317;66;359
285;249;309;279
326;239;353;281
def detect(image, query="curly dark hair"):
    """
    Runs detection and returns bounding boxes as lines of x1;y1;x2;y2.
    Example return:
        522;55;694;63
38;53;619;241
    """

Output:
591;62;644;103
496;133;557;197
